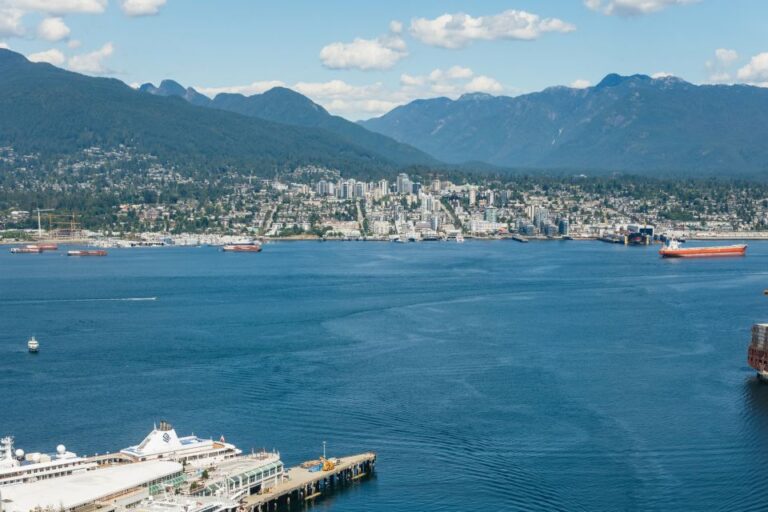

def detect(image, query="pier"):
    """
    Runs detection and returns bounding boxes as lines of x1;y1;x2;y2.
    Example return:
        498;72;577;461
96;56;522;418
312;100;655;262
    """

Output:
241;452;376;511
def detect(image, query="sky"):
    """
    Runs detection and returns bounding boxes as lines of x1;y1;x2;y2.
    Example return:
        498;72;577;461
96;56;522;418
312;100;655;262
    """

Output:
1;0;768;120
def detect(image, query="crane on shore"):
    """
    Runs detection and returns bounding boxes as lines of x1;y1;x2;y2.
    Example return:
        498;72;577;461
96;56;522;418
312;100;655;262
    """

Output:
34;208;53;240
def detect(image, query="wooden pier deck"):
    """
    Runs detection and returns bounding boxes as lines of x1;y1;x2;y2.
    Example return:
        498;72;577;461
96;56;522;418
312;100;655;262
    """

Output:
241;452;376;511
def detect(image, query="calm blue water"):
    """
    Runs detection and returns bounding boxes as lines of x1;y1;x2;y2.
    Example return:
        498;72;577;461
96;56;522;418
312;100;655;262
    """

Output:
2;240;768;511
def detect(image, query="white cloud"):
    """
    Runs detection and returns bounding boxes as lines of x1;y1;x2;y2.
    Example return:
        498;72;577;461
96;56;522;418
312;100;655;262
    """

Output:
706;48;740;84
0;7;24;37
715;48;738;65
584;0;697;16
0;41;10;49
651;71;673;78
4;0;107;14
570;79;591;88
708;72;731;83
737;53;768;84
67;38;80;48
28;47;65;65
320;23;407;71
1;0;106;40
67;41;113;74
120;0;166;17
410;9;574;49
195;66;507;120
465;75;503;94
400;73;425;87
429;65;473;81
195;80;286;98
37;16;69;41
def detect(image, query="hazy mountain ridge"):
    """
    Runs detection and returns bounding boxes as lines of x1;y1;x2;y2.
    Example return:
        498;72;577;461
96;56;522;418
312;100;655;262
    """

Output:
0;49;430;176
138;82;436;167
361;73;768;175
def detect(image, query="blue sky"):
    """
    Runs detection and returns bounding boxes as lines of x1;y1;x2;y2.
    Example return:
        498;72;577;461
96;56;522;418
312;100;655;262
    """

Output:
2;0;768;119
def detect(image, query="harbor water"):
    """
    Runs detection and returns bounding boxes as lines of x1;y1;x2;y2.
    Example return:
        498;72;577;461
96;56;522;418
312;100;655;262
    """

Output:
2;241;768;511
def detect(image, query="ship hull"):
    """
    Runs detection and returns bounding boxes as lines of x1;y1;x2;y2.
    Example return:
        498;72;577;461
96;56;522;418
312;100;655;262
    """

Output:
222;245;262;252
659;244;746;258
748;346;768;378
67;250;107;256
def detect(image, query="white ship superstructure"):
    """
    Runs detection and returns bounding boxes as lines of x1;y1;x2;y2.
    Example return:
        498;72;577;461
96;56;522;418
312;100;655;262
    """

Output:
0;436;97;487
120;421;242;467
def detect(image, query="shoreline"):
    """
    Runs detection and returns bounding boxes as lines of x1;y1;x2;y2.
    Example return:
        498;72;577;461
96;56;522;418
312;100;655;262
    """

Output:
3;233;768;247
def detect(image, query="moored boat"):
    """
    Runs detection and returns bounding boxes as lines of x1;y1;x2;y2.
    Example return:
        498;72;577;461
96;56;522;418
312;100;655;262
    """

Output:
659;239;746;258
27;336;39;353
10;247;41;254
67;250;107;257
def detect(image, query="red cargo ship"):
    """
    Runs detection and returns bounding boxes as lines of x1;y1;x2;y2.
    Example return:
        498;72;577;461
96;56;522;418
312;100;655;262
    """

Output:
659;239;746;258
67;250;107;256
222;244;262;252
748;324;768;379
33;243;58;251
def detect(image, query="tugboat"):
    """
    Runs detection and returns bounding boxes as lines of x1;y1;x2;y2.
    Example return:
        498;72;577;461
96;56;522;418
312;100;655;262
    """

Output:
27;336;39;353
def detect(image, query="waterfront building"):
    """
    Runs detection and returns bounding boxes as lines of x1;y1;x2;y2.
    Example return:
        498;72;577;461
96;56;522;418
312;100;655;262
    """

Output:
533;207;549;230
0;460;184;512
485;206;498;223
468;188;477;206
558;218;570;236
189;451;284;498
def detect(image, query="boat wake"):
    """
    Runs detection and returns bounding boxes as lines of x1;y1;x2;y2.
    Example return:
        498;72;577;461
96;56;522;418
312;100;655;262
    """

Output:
0;297;158;304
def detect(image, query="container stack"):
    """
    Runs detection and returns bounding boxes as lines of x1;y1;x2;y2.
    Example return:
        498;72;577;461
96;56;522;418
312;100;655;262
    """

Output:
748;323;768;378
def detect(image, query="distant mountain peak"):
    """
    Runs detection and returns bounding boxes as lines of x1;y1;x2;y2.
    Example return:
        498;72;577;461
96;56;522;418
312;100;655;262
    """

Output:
595;73;653;89
158;79;186;96
361;72;768;175
457;92;495;102
0;48;30;71
139;78;211;107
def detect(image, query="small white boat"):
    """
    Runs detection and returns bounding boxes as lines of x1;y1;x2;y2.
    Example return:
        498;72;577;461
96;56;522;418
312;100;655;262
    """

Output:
27;336;39;353
456;233;465;243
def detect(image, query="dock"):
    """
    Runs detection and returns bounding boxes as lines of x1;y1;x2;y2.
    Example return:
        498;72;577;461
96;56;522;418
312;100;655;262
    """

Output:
241;452;376;511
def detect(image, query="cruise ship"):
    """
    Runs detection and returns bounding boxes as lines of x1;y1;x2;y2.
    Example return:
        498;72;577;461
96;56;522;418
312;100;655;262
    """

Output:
120;421;242;467
0;436;97;487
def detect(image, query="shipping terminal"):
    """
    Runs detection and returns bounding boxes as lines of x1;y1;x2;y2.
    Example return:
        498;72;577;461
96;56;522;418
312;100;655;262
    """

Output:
0;421;375;512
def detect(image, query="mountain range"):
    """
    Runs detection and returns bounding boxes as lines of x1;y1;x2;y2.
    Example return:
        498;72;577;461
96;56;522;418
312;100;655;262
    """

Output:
361;74;768;175
0;49;433;176
139;80;431;167
3;46;768;177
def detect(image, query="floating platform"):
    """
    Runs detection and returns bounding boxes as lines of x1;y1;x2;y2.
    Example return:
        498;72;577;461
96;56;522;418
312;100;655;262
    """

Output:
241;452;376;511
